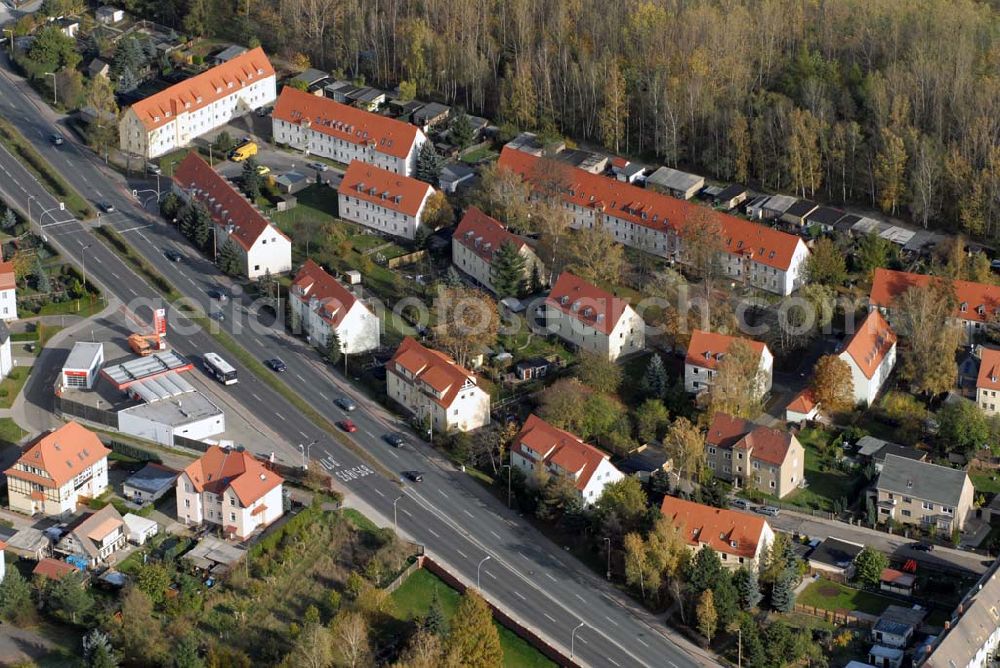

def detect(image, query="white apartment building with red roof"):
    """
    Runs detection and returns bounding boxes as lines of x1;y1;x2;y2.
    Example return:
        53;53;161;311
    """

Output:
511;415;624;506
838;310;897;407
337;160;435;240
176;445;284;540
660;496;775;570
498;147;810;296
452;207;544;295
0;259;16;321
119;47;276;159
172;152;292;279
272;87;427;176
290;260;379;354
386;337;490;433
542;272;645;361
5;422;111;516
977;348;1000;416
684;329;773;397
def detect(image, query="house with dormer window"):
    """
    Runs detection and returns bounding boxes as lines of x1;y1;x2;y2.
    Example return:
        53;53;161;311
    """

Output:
684;330;773;397
337;161;435;240
659;496;775;570
510;415;624;506
5;422;111;517
838;310;897;407
542;272;645;361
451;207;544;295
54;504;127;568
977;348;1000;416
386;337;490;433
290;260;379;354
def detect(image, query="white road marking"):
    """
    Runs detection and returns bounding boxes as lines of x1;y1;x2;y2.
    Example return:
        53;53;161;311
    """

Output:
373;488;384;497
637;638;649;648
319;392;329;401
363;430;376;439
437;490;448;498
298;430;308;438
575;594;585;602
605;616;620;627
543;613;556;623
489;530;501;540
274;412;286;421
485;570;496;580
255;338;265;347
545;573;557;582
187;277;196;285
463;509;474;518
295;373;305;382
400;508;413;517
514;591;526;601
110;271;120;279
250;393;262;402
427;528;440;538
578;636;589;645
518;551;528;560
608;658;621;667
456;549;469;559
387;448;399;459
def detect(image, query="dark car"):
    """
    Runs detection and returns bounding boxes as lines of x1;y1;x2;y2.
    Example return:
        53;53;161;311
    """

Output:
50;134;64;145
383;433;405;448
99;202;115;213
165;249;183;262
910;542;934;552
265;358;287;372
207;289;229;303
334;396;356;411
403;471;423;483
337;420;358;433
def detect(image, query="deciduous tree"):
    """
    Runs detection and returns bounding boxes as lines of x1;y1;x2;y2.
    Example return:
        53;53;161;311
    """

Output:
444;590;503;668
599;57;627;153
635;399;670;443
875;127;907;215
330;610;370;668
595;477;648;532
433;285;499;369
421;191;453;228
707;340;765;419
806;237;847;286
573;350;623;394
696;590;717;642
565;222;624;285
663;417;704;481
811;354;854;414
474;164;532;233
852;546;888;589
937;400;988;455
895;280;961;395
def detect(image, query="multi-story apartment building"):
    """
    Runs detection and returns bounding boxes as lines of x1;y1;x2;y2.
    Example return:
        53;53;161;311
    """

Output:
510;414;624;506
119;47;276;159
337;160;435;240
542;272;645;361
5;422;111;516
176;445;284;540
875;454;975;532
704;413;805;498
977;347;1000;415
921;561;1000;667
289;259;380;354
386;337;490;433
659;496;775;570
172;152;291;279
497;147;810;296
838;309;897;407
451;206;544;296
0;259;16;321
684;329;773;397
272;87;426;176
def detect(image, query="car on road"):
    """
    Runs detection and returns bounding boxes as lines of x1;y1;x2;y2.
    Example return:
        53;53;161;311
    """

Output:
403;470;423;483
265;358;287;372
308;161;329;172
164;249;183;262
383;433;405;448
50;134;63;145
207;289;228;302
334;396;356;411
756;506;780;517
910;542;934;552
146;163;162;175
99;202;115;213
730;498;751;510
337;420;358;433
210;312;225;321
256;164;271;175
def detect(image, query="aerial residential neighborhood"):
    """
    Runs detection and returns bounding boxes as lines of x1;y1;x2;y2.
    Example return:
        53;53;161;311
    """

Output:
0;1;997;667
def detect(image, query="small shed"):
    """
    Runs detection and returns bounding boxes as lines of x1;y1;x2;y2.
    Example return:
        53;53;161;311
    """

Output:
757;194;797;220
879;568;916;596
868;645;904;668
713;184;748;211
95;6;124;24
275;171;310;195
122;462;178;504
439;163;476;193
780;199;819;226
807;537;864;582
6;527;51;561
33;558;80;581
804;206;845;232
210;44;247;66
515;356;553;381
610;157;646;184
87;58;110;79
122;513;159;545
412;102;451;131
290;68;330;89
645;167;705;200
785;389;819;424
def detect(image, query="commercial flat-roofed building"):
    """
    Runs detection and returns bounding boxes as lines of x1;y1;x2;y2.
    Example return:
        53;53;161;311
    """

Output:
62;342;104;390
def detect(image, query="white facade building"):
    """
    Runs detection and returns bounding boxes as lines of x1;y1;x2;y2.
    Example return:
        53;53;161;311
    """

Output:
119;47;276;160
660;495;776;570
542;272;645;361
0;321;11;379
684;329;773;397
838;310;897;407
977;348;1000;416
337;160;434;240
61;341;104;390
452;206;544;296
0;260;16;321
118;391;225;447
290;260;380;354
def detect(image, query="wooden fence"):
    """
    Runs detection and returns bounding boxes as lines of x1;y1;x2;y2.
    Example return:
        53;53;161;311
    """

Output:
387;250;427;269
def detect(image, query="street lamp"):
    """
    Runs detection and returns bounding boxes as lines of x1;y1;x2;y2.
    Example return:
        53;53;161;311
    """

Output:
501;463;512;508
603;537;611;580
79;242;93;296
392;494;404;533
44;72;56;105
477;555;491;589
571;622;586;658
297;439;317;469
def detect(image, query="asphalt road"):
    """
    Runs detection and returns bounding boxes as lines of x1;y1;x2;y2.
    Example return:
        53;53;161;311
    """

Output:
0;60;710;667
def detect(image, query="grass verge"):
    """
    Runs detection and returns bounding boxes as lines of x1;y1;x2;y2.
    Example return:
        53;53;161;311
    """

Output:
94;225;182;301
0;116;93;219
0;417;26;445
0;367;31;409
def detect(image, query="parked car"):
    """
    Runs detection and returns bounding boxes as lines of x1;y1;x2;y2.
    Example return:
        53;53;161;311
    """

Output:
337;420;358;433
756;506;780;517
164;249;183;262
308;161;329;172
730;498;750;510
403;470;423;483
265;358;287;372
383;433;405;448
334;396;356;411
146;163;162;175
207;289;228;302
99;202;115;213
50;134;64;145
910;542;934;552
256;164;271;175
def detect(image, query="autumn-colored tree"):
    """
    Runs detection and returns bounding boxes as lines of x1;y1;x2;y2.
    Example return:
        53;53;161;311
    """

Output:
537;378;591;435
329;610;370;668
533;200;572;276
599;57;627;153
501;59;536;129
474;163;532;233
635;399;670;443
393;629;443;668
565;221;625;285
875;127;908;215
663;417;704;481
696;590;717;642
624;532;658;600
787;108;824;197
433;285;499;369
726;112;750;184
707;340;765;419
895;280;962;395
811;355;854;415
678;208;725;295
806;237;847;286
444;590;503;668
421;191;453;228
573;350;623;394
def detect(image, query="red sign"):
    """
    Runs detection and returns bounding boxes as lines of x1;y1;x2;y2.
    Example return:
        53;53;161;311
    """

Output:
154;308;167;336
64;370;88;377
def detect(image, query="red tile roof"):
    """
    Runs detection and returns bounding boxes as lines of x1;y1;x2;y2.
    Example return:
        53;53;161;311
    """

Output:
0;261;14;291
705;413;754;449
513;415;609;493
870;268;1000;324
786;388;818;414
705;413;796;466
387;337;479;408
33;558;79;581
173;152;289;252
685;330;767;371
978;348;1000;392
5;422;110;488
338;160;433;218
840;310;896;380
128;47;274;131
273;86;420;160
544;272;631;336
498;147;804;271
660;496;768;559
183;445;283;507
291;260;359;328
453;206;527;264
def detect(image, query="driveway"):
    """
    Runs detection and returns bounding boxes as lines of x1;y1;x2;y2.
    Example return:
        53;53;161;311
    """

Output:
0;623;68;666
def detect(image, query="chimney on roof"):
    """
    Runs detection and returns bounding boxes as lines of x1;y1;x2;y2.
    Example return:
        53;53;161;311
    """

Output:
906;479;913;488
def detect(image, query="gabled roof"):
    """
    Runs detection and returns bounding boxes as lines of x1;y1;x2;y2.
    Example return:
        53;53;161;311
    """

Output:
979;348;1000;391
0;260;15;291
704;413;796;466
512;415;612;492
33;558;79;581
804;206;845;226
127;47;274;131
182;445;283;507
715;184;747;202
290;260;361;328
840;310;896;380
338;160;433;218
786;388;818;414
876;454;970;508
544;272;631;336
173;152;289;252
59;505;124;559
659;496;768;559
870;268;1000;324
272;86;420;160
808;537;864;568
5;422;110;488
685;329;767;371
454;207;527;264
705;413;754;449
784;199;818;218
387;337;479;408
923;562;1000;667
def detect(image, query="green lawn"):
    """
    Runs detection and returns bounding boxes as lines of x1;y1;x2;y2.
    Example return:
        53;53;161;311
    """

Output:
798;579;895;615
34;296;103;318
970;468;1000;494
271;183;341;229
0;417;25;445
0;367;30;409
460;147;498;164
783;427;857;512
391;569;556;668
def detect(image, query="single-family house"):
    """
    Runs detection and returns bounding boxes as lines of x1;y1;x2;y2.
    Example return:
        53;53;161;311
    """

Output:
838;310;897;407
646;166;705;200
703;413;804;498
0;259;17;321
119;48;276;159
54;505;127;568
510;415;624;506
5;422;110;516
542;272;645;361
411;102;450;132
122;462;179;505
609;157;645;184
921;560;1000;667
976;347;1000;416
785;388;819;424
713;184;748;211
33;558;80;581
289;259;380;354
273;87;426;176
807;537;864;582
176;445;284;540
122;513;159;545
95;6;124;24
386;337;491;433
337;160;435;240
780;199;819;226
439;163;476;193
684;330;773;397
452;207;544;296
875;454;975;531
659;496;775;570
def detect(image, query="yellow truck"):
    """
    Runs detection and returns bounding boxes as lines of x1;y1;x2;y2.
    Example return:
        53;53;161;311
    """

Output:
230;142;258;162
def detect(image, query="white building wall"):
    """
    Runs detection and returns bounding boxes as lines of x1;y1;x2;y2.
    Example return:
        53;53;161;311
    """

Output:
118;409;225;447
685;350;773;396
545;305;644;361
840;344;896;407
296;297;380;354
272;118;425;177
386;370;490;433
175;472;203;525
579;459;624;506
244;228;293;279
0;338;11;378
0;287;17;321
8;458;109;516
338;193;426;240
